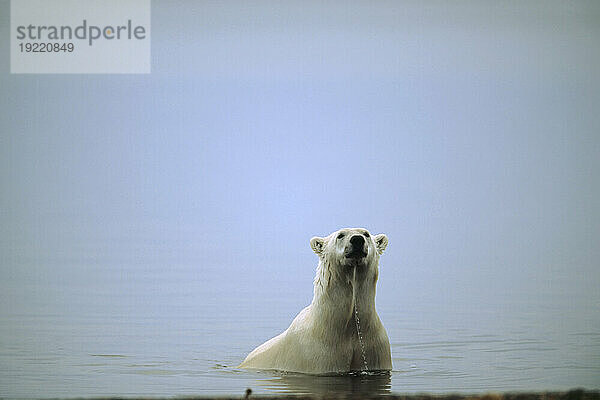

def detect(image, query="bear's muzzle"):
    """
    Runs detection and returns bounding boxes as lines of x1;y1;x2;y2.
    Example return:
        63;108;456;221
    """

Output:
345;235;367;259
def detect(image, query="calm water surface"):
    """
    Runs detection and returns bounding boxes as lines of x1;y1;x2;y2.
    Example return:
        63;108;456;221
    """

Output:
1;258;599;398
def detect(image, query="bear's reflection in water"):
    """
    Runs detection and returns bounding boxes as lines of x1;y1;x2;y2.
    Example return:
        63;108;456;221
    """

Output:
256;370;391;395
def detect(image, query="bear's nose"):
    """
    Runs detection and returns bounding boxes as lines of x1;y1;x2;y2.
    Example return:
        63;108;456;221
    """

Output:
350;235;365;249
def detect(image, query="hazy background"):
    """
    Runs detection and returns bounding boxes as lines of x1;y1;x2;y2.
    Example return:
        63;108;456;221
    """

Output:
1;0;599;396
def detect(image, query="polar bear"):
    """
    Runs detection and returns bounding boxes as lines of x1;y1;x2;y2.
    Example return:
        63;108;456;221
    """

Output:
239;227;391;374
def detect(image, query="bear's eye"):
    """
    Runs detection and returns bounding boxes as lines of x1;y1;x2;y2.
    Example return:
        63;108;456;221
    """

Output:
337;233;345;240
364;232;370;238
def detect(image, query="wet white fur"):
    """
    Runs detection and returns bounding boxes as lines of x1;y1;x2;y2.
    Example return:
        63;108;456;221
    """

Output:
239;228;391;374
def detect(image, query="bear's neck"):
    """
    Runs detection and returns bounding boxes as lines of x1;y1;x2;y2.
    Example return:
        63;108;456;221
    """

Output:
311;259;377;336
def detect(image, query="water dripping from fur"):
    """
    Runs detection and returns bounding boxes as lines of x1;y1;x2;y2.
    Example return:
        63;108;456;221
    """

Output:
352;266;369;372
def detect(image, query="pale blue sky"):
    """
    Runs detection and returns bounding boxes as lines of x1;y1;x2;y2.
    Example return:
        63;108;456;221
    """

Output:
1;0;599;320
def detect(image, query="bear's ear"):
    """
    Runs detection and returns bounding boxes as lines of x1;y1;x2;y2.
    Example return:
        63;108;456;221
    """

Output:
310;236;326;256
374;234;388;255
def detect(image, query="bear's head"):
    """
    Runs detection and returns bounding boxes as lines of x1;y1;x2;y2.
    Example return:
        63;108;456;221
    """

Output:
310;228;388;286
310;228;388;266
